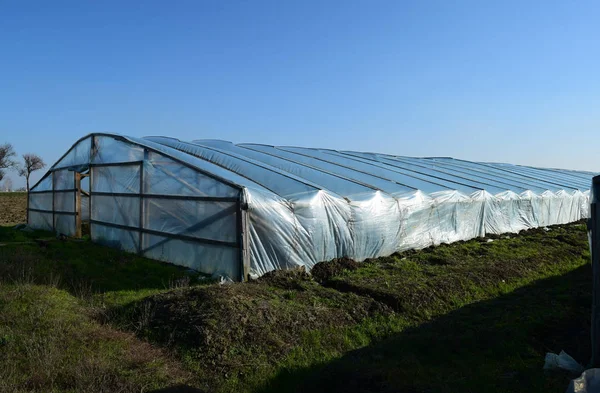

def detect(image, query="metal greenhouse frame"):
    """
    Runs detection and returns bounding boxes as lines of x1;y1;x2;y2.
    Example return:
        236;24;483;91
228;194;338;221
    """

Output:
28;134;250;281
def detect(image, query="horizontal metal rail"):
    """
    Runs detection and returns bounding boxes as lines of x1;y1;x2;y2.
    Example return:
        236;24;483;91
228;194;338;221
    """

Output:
28;208;78;216
90;191;238;202
29;189;78;194
50;161;144;172
89;219;238;248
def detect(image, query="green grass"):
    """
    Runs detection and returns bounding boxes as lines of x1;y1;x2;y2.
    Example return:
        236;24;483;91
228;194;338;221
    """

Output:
0;226;206;297
272;264;591;393
0;284;191;393
0;219;593;393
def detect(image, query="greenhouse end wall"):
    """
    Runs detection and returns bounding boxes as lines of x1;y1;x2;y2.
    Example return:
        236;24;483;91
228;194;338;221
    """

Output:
28;134;247;280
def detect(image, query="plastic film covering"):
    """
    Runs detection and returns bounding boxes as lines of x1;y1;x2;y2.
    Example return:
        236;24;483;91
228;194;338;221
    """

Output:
322;150;477;194
28;132;598;280
144;152;239;198
51;169;77;236
54;170;74;190
143;234;240;278
198;141;415;197
53;136;91;169
93;165;141;193
92;135;145;164
145;137;327;199
93;223;139;253
54;191;74;212
28;211;53;231
92;195;140;227
54;214;76;236
29;193;53;211
143;198;237;243
31;175;52;192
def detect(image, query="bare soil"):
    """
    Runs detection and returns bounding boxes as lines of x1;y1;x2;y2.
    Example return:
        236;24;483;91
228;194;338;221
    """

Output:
0;192;26;225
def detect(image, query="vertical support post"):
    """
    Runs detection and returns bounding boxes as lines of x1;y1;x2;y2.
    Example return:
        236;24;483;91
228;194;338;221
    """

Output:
237;192;250;282
138;149;148;254
591;175;600;367
74;172;82;238
52;171;56;231
89;136;95;240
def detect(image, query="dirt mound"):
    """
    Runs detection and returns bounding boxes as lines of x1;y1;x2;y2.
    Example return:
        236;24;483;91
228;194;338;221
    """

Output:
255;266;312;290
116;279;391;389
311;257;360;283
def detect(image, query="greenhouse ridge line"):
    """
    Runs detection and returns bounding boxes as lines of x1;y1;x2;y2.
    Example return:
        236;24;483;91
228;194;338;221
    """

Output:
31;133;594;199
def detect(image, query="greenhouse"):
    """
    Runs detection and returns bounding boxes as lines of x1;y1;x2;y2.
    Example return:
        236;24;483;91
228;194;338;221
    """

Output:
27;133;596;281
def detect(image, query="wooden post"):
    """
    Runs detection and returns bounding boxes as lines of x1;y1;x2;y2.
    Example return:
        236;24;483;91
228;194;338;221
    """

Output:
74;172;82;238
237;196;250;282
591;175;600;367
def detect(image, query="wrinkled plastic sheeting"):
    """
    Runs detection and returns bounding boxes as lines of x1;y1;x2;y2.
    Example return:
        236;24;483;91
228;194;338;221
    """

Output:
567;369;600;393
28;211;52;231
93;136;144;164
32;175;52;192
93;165;141;193
143;152;239;198
246;186;590;276
143;233;240;278
29;193;53;211
53;137;92;169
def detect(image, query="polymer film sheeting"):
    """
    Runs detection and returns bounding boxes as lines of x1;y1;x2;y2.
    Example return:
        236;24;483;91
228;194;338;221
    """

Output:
28;133;596;279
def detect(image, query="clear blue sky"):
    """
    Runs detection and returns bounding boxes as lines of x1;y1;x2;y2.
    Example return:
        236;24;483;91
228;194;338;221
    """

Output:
0;0;598;188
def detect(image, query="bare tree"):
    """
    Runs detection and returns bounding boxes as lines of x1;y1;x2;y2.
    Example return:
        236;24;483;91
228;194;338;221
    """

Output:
18;153;46;192
0;143;16;183
2;177;12;192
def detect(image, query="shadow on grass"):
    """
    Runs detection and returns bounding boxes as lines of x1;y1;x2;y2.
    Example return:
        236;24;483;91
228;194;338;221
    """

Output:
0;225;205;296
261;264;592;393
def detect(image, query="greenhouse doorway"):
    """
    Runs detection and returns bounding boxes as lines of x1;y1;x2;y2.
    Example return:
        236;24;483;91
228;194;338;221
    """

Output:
75;168;91;238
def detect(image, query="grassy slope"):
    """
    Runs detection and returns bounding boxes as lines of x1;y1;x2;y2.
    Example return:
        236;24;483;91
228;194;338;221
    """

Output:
290;264;591;393
0;192;593;393
113;222;592;393
0;284;191;393
0;226;204;393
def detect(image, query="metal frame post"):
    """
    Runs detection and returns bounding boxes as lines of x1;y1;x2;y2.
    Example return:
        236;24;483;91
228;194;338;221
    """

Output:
51;171;56;230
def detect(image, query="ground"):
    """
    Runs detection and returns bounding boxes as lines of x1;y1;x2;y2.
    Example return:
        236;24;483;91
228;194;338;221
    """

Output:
0;192;592;392
0;192;26;225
